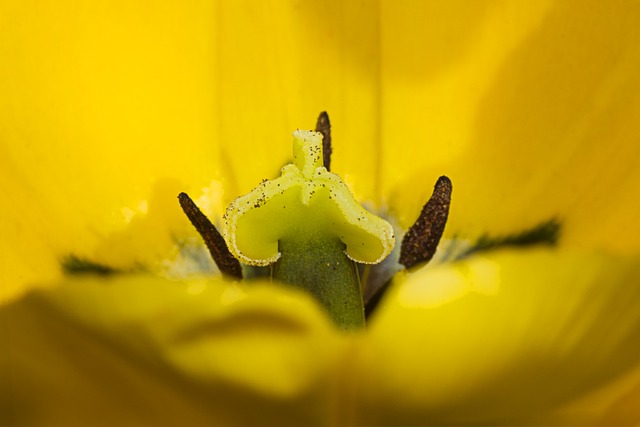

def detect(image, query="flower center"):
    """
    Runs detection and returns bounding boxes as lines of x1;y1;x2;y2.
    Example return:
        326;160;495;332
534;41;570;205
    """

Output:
177;112;452;329
220;130;395;328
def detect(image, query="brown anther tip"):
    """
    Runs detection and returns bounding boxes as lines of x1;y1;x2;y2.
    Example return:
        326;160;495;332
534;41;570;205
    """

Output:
315;111;332;171
178;192;243;279
436;175;452;189
399;176;452;269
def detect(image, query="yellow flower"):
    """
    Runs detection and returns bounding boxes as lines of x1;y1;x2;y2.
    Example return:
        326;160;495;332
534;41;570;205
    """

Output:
2;1;640;425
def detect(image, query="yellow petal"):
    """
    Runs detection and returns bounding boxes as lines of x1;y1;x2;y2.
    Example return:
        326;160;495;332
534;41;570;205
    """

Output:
0;1;383;301
355;248;640;424
0;1;224;300
3;1;640;425
213;2;382;202
381;1;640;253
0;274;348;427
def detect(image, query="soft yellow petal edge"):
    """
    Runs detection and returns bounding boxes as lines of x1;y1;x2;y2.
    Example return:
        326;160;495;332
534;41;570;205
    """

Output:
1;274;349;427
353;247;640;425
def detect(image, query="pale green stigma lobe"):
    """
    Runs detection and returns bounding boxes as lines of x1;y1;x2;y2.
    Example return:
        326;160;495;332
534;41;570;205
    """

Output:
221;130;395;267
292;129;323;179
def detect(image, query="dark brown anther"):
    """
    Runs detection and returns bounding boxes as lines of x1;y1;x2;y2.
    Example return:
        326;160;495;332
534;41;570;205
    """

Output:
315;111;332;171
399;176;452;269
178;192;243;279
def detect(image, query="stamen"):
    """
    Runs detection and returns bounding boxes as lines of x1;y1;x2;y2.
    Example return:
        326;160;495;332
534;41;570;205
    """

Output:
178;192;243;279
62;255;118;276
461;218;561;257
315;111;332;171
399;176;452;269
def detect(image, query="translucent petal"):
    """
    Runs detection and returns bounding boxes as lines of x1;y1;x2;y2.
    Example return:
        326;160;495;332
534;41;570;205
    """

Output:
0;1;223;300
2;1;640;425
0;275;347;427
0;0;382;300
212;1;382;202
381;1;640;253
355;248;640;424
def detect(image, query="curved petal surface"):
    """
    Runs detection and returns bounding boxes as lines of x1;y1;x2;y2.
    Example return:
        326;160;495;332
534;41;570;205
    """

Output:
0;1;222;299
381;1;640;253
356;248;640;424
0;1;383;300
1;275;347;427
